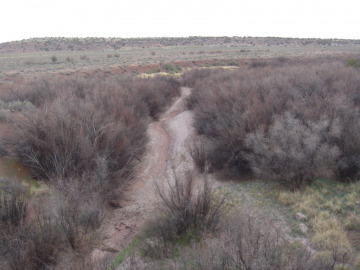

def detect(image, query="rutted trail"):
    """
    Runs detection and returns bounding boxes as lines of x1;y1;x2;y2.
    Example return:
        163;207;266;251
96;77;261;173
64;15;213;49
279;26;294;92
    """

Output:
92;87;194;259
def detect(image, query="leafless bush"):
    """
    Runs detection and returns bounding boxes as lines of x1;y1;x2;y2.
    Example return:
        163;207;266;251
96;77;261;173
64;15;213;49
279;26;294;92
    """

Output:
1;74;180;267
250;59;268;68
159;171;224;236
6;75;180;197
2;215;65;270
1;182;103;269
56;253;114;270
141;171;224;259
126;76;181;120
0;179;28;232
188;141;213;173
332;110;360;181
0;77;90;106
3;232;31;270
186;211;319;270
182;68;213;88
51;56;57;63
27;216;65;269
0;187;54;269
55;182;103;250
185;57;360;186
245;113;340;190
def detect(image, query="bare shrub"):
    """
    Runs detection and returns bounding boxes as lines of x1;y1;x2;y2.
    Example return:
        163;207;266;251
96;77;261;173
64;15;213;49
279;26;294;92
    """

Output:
3;233;31;270
56;253;114;270
0;77;89;107
185;57;360;186
27;216;65;269
245;113;339;190
55;182;103;250
182;68;213;89
188;141;213;173
1;74;180;268
250;59;268;68
333;111;360;181
141;171;224;259
1;182;102;269
158;171;224;236
2;215;65;270
216;212;285;269
186;211;318;270
6;75;180;198
0;179;28;232
130;76;181;120
51;55;57;63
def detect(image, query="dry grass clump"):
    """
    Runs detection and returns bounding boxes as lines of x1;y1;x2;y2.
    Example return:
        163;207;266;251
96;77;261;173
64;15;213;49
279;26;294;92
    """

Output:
311;213;351;263
344;214;360;231
276;179;360;269
184;57;360;188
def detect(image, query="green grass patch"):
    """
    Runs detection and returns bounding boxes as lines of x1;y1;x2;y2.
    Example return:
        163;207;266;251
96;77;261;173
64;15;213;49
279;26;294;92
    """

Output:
0;157;46;194
108;235;143;269
214;178;358;267
276;178;360;267
146;67;161;74
163;63;182;74
347;58;360;69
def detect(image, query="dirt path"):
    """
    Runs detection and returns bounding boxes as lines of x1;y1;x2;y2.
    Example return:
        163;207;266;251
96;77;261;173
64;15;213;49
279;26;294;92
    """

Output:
92;87;194;260
91;86;311;265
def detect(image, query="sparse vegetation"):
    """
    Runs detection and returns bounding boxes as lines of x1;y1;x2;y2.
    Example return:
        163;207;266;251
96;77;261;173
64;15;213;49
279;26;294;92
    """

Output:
347;58;360;69
66;56;74;62
50;55;57;63
163;63;182;74
141;170;225;259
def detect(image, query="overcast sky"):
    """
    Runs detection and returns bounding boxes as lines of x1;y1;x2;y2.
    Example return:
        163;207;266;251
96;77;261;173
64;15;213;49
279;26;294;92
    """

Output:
0;0;359;43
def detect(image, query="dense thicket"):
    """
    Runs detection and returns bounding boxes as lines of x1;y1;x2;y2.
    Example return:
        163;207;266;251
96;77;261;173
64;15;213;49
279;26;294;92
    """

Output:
4;75;180;196
185;58;360;188
0;74;180;269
